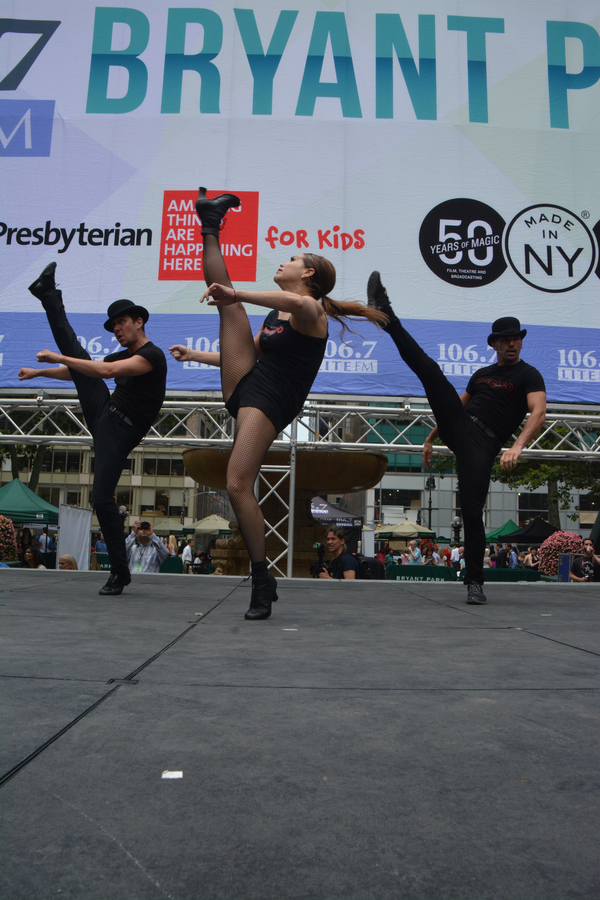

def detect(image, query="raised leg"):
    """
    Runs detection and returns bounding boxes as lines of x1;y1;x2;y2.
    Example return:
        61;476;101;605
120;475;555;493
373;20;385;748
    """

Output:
202;233;257;403
384;318;464;447
36;287;111;433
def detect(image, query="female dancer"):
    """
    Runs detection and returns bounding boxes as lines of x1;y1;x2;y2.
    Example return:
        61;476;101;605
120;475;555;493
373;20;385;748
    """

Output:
170;188;387;620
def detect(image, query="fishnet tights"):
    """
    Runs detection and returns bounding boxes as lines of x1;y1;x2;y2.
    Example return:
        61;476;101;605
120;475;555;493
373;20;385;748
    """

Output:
227;407;277;562
202;234;276;561
203;233;256;402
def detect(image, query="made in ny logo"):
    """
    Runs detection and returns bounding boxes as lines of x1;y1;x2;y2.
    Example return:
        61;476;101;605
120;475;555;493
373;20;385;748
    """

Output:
419;199;599;293
158;190;259;281
0;18;60;157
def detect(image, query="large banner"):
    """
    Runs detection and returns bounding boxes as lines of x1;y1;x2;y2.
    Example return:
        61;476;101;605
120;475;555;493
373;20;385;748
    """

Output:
1;1;600;402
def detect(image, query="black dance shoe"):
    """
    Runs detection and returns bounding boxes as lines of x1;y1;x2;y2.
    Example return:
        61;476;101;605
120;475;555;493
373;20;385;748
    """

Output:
466;583;487;605
367;271;397;328
195;186;241;236
28;261;57;299
245;572;278;620
99;571;132;596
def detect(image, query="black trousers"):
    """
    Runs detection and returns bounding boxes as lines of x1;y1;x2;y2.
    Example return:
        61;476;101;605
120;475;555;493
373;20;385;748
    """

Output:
41;290;147;577
386;319;501;585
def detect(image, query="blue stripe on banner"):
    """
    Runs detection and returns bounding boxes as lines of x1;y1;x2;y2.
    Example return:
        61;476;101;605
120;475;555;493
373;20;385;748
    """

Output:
1;313;599;403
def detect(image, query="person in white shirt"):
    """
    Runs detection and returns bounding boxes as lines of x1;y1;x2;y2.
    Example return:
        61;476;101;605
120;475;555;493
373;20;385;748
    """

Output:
181;539;194;573
125;521;169;574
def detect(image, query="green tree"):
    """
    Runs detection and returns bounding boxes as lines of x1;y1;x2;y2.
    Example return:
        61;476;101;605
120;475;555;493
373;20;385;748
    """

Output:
491;459;600;529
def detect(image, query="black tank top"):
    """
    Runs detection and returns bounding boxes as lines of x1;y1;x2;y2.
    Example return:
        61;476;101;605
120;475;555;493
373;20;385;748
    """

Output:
257;310;327;403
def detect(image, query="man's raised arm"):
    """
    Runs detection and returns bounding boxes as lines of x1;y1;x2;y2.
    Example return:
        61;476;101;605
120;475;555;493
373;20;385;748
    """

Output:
18;366;72;381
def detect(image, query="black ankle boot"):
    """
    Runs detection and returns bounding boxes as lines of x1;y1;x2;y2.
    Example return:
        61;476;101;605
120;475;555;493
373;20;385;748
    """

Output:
28;262;57;299
245;572;278;620
366;270;397;329
195;187;241;236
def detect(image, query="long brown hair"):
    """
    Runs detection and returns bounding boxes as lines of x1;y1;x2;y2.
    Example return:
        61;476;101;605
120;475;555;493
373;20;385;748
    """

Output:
302;253;389;336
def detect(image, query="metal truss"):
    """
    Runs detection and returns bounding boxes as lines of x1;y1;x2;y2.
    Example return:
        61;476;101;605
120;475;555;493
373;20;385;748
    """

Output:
1;392;598;459
2;391;597;578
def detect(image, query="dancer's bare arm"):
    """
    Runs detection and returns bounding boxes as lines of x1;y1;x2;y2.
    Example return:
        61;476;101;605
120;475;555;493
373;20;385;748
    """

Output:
169;328;264;366
201;284;326;334
169;345;220;366
423;392;471;467
36;350;152;379
499;391;546;470
18;366;72;381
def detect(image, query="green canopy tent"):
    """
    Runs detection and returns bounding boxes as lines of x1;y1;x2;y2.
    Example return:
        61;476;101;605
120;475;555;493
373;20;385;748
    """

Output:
0;478;60;525
485;519;519;543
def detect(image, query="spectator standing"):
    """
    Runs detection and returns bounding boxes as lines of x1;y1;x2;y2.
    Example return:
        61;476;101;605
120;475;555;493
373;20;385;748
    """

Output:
182;539;194;573
407;540;422;565
508;544;518;568
450;545;461;571
496;543;508;568
385;549;396;576
94;533;108;553
19;527;34;564
483;548;492;568
125;521;169;574
422;545;438;566
38;527;54;552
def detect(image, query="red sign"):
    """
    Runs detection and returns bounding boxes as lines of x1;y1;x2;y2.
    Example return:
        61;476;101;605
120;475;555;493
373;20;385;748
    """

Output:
158;190;259;281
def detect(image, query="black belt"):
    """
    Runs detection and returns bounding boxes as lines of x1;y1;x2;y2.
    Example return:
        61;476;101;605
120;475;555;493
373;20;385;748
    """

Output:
109;404;134;427
468;413;496;439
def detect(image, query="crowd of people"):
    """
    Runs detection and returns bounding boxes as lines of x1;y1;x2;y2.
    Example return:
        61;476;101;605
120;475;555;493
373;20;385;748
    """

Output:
376;539;545;578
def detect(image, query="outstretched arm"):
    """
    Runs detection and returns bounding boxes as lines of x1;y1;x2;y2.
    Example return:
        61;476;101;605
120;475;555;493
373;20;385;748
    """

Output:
200;284;326;331
500;391;546;470
169;328;264;366
169;345;221;366
19;366;72;381
36;350;152;379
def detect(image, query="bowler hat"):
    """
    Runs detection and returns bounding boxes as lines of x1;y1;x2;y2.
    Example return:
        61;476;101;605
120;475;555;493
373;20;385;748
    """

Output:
103;298;149;333
487;316;527;347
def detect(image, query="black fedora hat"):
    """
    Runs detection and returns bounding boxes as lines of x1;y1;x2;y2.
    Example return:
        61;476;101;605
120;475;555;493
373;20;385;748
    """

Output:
487;316;527;347
103;298;149;333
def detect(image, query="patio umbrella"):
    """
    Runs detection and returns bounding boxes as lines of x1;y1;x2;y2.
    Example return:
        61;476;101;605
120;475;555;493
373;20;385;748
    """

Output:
192;514;231;534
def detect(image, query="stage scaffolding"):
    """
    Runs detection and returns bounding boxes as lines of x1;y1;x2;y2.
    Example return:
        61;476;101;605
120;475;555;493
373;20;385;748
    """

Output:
1;392;598;577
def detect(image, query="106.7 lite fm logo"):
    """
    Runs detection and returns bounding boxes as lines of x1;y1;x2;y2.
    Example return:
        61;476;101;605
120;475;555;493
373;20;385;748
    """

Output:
419;199;599;293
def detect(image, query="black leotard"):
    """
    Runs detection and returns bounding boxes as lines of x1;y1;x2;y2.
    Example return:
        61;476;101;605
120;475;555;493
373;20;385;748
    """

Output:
225;310;327;434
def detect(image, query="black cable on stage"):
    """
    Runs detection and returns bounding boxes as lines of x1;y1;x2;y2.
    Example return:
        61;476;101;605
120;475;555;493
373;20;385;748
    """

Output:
0;686;121;789
119;578;246;682
0;578;247;789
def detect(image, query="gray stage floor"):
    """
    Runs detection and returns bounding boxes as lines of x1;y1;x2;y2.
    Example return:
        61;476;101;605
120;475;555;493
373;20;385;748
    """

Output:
1;570;599;900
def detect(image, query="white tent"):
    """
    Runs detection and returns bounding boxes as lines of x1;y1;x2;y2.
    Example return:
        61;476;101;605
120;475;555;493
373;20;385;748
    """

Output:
192;514;231;534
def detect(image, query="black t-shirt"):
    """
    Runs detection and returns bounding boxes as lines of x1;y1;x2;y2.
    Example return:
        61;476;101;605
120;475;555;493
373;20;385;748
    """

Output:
570;555;600;582
106;342;167;430
331;553;360;579
466;360;545;445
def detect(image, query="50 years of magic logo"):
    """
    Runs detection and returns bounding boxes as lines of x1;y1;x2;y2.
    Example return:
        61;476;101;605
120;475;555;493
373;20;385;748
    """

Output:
419;199;600;293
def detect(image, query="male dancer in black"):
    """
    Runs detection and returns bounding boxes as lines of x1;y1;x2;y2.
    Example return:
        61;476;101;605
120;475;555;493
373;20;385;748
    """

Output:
21;263;167;595
367;272;546;605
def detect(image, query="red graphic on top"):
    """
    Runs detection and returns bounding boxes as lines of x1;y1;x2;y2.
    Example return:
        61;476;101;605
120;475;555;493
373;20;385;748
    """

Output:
158;190;259;281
